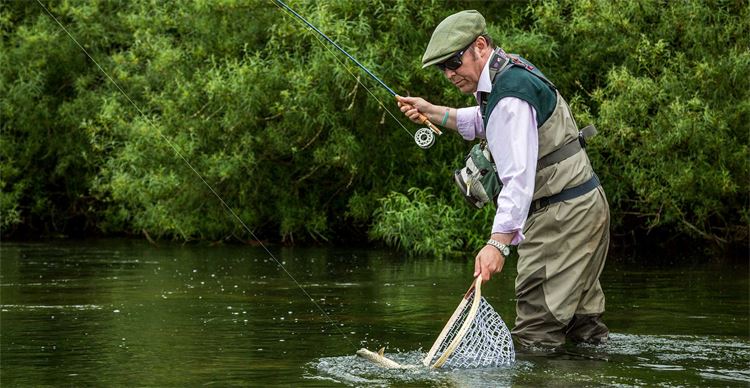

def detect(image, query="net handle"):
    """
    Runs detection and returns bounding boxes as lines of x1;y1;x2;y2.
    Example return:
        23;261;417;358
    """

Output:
421;277;479;366
430;276;483;368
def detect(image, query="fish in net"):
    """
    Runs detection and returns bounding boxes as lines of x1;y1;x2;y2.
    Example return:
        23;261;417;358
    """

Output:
422;277;515;368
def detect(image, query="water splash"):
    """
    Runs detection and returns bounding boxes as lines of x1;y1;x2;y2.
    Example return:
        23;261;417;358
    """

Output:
308;333;750;386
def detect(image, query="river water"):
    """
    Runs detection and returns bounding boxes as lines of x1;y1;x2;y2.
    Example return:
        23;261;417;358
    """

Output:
1;239;747;386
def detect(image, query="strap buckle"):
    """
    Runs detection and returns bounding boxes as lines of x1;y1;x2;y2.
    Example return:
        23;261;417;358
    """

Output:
578;124;598;149
529;197;550;214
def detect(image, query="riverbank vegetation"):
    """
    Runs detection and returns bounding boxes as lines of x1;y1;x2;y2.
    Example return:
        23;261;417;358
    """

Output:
2;0;748;256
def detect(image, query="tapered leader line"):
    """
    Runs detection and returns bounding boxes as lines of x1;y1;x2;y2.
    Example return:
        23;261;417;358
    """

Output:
272;0;443;137
35;0;356;348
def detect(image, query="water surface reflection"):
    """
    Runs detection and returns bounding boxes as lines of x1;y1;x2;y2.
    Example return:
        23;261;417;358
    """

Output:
1;240;747;386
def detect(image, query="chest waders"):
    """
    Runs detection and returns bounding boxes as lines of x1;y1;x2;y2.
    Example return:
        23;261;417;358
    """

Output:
453;49;600;212
465;50;611;348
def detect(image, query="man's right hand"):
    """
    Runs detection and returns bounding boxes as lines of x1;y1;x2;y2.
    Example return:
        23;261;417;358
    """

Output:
474;244;506;282
397;96;436;124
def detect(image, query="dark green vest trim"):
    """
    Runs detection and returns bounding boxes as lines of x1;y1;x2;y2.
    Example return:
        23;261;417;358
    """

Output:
481;57;557;129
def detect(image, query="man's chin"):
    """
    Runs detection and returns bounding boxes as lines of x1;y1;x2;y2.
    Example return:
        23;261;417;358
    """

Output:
458;85;475;94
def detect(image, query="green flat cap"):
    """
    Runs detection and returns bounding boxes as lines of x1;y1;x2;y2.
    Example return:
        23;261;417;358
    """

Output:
422;10;487;68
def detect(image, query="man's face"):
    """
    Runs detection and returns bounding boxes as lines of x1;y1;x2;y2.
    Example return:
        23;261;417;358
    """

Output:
439;37;491;94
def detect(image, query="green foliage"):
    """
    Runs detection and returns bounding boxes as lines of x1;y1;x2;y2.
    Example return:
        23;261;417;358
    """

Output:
519;0;750;244
2;0;747;253
370;188;465;257
1;0;113;236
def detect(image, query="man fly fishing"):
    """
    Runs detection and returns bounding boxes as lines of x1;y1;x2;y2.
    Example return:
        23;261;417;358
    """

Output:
398;10;610;350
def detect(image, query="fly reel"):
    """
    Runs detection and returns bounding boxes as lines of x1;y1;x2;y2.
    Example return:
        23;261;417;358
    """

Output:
414;127;436;149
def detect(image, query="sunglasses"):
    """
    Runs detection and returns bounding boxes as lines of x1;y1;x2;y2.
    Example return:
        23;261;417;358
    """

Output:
436;44;473;71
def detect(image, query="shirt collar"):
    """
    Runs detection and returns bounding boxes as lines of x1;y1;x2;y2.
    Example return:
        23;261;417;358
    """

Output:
475;51;495;102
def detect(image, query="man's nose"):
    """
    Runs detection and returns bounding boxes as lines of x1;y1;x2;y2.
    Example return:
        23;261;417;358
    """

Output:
443;68;456;78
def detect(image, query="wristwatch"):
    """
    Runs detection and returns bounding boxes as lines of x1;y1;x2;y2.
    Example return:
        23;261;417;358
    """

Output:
486;239;510;257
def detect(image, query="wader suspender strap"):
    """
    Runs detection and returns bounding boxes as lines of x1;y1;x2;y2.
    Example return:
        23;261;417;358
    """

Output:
531;123;600;214
479;51;511;123
536;124;598;170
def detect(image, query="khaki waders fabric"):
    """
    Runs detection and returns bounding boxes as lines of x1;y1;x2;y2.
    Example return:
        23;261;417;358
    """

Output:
513;186;610;348
511;92;610;348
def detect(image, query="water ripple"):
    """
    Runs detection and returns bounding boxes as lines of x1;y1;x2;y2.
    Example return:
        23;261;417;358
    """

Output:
1;304;105;311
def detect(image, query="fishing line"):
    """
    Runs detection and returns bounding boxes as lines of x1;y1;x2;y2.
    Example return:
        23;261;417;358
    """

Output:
271;0;414;138
36;0;357;349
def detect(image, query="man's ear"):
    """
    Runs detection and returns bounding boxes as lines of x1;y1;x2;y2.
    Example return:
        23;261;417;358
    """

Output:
475;36;488;50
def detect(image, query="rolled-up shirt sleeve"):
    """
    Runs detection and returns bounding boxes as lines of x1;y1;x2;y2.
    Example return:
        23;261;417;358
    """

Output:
486;97;538;245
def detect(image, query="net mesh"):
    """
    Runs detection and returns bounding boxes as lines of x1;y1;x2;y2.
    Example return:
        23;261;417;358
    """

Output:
427;292;515;368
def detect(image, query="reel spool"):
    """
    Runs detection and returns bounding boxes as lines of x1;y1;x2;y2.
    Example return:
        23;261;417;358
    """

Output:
414;127;436;149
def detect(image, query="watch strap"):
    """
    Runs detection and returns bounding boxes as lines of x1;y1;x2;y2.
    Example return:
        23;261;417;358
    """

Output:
486;239;510;256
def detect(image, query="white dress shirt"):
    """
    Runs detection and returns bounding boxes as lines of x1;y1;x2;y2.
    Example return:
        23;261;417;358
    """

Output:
455;55;539;244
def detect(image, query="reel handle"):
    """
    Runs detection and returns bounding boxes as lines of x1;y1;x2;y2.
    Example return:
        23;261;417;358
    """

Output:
395;96;443;135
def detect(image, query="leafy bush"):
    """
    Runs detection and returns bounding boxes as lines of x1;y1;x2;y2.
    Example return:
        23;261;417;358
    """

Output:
1;0;747;253
370;188;465;257
522;0;750;244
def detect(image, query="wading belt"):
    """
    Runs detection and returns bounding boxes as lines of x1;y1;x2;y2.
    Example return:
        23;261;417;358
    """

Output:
528;173;601;216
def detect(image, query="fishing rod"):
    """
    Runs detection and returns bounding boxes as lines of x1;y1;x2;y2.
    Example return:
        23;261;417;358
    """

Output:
272;0;441;149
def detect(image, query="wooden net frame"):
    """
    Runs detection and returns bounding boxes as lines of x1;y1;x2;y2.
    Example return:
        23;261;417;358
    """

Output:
422;277;514;369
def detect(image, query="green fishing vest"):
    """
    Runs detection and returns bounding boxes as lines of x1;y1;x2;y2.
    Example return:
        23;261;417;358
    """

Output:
480;50;599;212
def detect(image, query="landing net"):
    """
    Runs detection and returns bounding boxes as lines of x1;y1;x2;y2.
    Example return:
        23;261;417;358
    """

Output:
423;277;515;368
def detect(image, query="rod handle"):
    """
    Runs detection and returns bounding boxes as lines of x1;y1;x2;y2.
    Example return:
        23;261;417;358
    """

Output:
419;114;443;135
395;96;443;136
